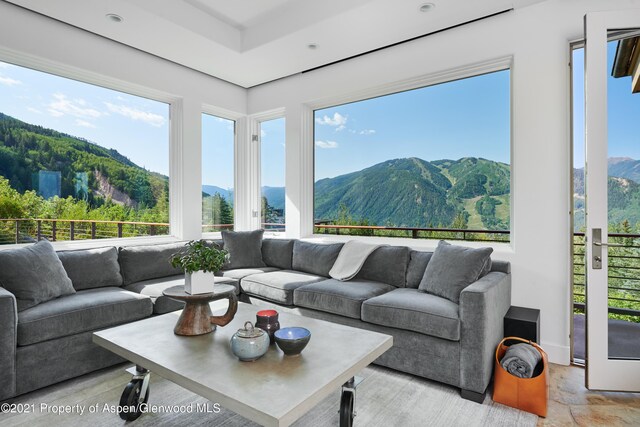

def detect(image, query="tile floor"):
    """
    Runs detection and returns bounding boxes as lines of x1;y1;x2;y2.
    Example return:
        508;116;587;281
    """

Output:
539;364;640;426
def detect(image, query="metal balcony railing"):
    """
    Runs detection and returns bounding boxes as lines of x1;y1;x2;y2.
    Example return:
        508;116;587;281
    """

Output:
0;218;170;244
573;232;640;320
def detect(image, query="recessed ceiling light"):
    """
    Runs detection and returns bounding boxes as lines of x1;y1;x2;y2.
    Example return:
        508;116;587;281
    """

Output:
307;43;319;50
419;3;435;13
105;13;124;23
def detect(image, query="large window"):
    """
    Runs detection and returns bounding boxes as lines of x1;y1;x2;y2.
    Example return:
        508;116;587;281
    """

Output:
0;60;169;244
314;69;510;241
202;113;234;232
260;117;285;232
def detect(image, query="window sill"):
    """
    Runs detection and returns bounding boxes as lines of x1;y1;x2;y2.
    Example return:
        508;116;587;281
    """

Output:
303;233;515;256
0;235;183;251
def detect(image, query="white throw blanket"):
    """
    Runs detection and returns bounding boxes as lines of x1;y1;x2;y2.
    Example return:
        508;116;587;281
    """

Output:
329;240;383;281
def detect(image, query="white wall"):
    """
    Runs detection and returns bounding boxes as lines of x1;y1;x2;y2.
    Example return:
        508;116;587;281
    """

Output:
0;1;247;242
247;0;640;364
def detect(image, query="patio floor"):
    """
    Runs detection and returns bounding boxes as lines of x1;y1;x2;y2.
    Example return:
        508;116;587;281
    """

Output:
573;314;640;360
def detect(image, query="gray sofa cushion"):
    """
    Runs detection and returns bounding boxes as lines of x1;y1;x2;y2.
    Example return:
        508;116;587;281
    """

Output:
406;250;433;289
355;245;409;287
125;275;239;314
16;287;152;346
294;279;394;319
262;239;295;270
362;288;460;341
241;270;325;305
292;241;344;277
0;240;75;311
216;267;279;280
222;230;266;269
57;246;123;290
418;241;493;304
118;242;185;286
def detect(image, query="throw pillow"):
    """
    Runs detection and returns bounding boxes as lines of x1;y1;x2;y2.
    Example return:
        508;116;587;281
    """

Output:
221;230;266;269
0;239;75;311
418;240;493;303
57;246;123;290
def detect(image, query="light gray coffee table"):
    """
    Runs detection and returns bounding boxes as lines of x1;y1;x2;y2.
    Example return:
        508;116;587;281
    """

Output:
93;301;392;427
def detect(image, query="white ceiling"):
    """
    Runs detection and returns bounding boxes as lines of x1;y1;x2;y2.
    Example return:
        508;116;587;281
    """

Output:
7;0;547;88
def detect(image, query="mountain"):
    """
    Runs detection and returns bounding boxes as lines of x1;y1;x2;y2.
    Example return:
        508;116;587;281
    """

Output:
202;185;232;200
314;157;510;229
0;112;167;208
608;157;640;183
200;185;285;211
262;186;285;211
574;165;640;229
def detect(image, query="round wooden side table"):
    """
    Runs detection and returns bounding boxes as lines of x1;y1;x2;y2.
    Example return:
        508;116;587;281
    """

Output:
163;284;238;336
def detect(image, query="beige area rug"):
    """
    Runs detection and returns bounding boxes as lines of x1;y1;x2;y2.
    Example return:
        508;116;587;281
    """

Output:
1;364;537;427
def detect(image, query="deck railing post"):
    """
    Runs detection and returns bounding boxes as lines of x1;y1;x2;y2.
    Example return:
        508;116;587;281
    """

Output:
37;220;42;241
150;225;156;236
52;221;57;242
14;220;19;244
117;223;123;238
70;221;75;241
91;222;96;239
412;229;418;239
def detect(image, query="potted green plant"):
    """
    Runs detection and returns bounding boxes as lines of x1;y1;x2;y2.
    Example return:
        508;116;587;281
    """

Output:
171;240;228;294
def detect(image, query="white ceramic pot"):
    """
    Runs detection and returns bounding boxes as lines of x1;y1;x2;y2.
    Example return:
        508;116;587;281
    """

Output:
184;271;214;294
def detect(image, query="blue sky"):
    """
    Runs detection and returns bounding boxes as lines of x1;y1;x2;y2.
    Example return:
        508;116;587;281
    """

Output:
573;41;640;168
315;70;511;180
0;60;169;175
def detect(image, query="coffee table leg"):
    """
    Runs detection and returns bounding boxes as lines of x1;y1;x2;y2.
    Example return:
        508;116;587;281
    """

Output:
210;292;238;327
340;376;363;427
118;365;151;421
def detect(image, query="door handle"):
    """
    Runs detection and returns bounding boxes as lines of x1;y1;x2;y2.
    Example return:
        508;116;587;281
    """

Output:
592;228;603;269
593;241;626;247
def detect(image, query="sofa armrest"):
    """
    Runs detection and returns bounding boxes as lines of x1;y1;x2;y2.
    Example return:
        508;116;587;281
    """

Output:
459;271;511;394
0;287;17;401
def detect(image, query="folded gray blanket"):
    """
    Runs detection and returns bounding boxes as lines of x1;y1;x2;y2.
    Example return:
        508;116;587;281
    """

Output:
500;343;541;378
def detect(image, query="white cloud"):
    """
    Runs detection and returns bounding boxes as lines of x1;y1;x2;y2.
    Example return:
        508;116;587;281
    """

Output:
75;119;96;128
315;112;347;127
261;129;267;138
0;75;21;86
359;129;376;135
315;140;339;149
47;109;64;117
27;107;42;114
48;93;103;119
104;102;165;127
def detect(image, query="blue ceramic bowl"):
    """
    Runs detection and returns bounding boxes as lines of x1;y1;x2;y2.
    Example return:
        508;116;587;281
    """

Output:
274;327;311;356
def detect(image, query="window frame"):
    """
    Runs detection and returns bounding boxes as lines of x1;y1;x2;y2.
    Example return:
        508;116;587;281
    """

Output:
201;105;245;239
0;48;181;247
304;56;514;249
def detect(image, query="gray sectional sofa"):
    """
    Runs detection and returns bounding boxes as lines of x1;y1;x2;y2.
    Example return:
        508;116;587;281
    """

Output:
0;237;511;404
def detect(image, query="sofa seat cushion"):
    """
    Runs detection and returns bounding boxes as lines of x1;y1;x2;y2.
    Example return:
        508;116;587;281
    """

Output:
17;288;153;346
241;270;325;305
125;275;239;314
216;267;279;280
294;279;394;319
362;288;460;341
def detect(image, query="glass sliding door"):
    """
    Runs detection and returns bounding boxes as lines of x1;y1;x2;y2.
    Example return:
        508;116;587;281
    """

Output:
584;10;640;391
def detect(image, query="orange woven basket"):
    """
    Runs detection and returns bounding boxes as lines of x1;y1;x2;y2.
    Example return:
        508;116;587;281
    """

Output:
493;336;549;417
